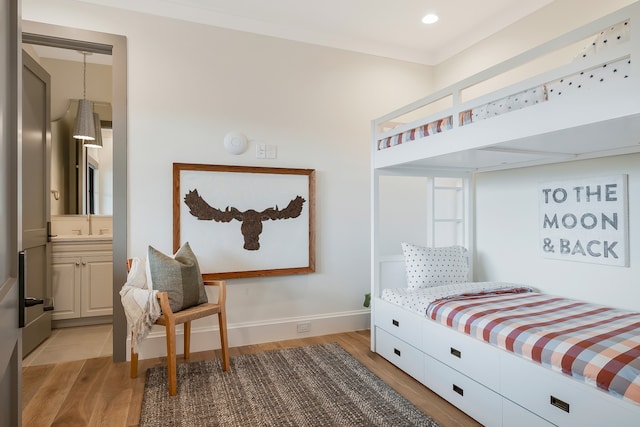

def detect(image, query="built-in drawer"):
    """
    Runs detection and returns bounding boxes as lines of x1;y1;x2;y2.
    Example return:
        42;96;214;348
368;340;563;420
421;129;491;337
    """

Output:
424;354;502;427
374;299;422;346
500;351;640;426
503;398;554;427
422;318;501;391
375;327;424;383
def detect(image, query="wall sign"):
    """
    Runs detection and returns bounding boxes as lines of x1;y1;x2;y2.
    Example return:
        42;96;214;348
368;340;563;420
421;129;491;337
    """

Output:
539;175;628;267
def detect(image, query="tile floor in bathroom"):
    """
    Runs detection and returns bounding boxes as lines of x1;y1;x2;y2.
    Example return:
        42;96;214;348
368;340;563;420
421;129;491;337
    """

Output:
22;324;112;366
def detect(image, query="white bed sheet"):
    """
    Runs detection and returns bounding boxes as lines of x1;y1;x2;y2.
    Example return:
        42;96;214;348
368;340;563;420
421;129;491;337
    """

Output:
380;281;525;316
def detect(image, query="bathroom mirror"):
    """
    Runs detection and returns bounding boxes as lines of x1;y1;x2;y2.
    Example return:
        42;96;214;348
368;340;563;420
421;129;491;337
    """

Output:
23;43;114;215
51;100;113;215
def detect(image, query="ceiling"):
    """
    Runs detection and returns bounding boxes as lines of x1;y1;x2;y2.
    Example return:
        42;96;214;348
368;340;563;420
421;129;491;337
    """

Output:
72;0;554;65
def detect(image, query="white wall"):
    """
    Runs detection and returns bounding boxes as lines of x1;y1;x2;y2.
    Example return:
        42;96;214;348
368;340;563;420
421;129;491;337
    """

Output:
475;154;639;311
22;0;434;350
96;128;113;215
377;176;430;256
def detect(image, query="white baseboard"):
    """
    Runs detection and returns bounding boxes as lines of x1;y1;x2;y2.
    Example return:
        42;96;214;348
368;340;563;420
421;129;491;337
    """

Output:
131;309;371;361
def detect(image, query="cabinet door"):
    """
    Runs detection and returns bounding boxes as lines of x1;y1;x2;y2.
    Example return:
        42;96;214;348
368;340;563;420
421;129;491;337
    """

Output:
52;255;81;320
80;254;113;317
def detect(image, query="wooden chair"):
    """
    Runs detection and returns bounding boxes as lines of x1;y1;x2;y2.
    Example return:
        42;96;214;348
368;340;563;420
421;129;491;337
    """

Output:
126;259;230;395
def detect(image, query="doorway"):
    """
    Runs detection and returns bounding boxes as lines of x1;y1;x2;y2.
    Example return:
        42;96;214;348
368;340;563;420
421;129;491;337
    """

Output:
22;22;128;362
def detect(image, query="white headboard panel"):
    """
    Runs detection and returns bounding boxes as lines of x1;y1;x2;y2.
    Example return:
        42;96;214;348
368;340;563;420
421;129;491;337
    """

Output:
376;250;473;295
378;255;406;292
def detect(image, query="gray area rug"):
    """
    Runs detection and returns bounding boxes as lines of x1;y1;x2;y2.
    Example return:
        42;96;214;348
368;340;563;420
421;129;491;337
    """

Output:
140;342;440;426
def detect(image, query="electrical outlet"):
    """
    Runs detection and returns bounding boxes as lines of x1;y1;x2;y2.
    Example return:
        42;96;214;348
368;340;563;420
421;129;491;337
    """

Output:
297;321;311;333
256;143;266;159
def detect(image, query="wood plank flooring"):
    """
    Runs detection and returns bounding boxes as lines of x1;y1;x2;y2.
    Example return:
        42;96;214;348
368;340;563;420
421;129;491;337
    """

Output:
22;330;481;427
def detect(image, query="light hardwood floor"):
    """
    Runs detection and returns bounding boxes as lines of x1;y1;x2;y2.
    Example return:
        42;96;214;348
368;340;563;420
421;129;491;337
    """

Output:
22;330;481;427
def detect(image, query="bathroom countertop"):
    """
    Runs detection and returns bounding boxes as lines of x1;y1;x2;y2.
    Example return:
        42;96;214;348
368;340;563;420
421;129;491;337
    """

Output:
51;235;113;243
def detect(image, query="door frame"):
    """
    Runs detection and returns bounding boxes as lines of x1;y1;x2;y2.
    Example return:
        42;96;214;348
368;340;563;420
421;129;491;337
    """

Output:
1;0;21;425
22;22;128;362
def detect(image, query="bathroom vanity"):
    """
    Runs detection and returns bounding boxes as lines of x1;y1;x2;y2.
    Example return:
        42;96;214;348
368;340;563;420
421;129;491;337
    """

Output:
50;217;113;327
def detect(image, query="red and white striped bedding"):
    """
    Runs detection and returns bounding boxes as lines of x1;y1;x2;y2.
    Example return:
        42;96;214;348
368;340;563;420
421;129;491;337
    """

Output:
377;116;453;150
426;289;640;405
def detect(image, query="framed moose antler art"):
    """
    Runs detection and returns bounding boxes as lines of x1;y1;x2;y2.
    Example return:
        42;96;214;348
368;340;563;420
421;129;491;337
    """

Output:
173;163;315;279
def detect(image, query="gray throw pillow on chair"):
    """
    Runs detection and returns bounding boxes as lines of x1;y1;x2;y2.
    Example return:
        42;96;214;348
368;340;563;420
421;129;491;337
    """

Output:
146;242;208;312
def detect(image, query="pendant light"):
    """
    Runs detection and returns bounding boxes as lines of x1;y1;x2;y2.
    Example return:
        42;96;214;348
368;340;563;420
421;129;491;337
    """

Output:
73;52;96;141
83;113;103;149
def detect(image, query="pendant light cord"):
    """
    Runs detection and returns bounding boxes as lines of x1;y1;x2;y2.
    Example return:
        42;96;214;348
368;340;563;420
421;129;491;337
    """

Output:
82;52;87;100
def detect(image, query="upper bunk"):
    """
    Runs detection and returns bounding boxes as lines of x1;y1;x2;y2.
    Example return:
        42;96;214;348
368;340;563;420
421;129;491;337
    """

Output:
372;3;640;174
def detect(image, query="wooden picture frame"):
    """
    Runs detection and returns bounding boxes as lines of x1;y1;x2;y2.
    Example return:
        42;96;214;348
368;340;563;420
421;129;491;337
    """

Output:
173;163;315;279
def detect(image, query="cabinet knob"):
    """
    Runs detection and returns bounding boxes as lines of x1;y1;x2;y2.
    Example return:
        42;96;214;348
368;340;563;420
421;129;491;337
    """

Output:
75;262;80;266
82;261;86;265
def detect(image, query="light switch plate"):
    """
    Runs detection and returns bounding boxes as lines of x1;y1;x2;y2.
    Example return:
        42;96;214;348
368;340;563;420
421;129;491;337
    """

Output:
266;144;277;159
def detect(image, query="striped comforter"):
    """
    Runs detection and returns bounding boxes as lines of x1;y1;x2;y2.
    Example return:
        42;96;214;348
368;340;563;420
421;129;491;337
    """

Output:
377;116;453;150
426;289;640;405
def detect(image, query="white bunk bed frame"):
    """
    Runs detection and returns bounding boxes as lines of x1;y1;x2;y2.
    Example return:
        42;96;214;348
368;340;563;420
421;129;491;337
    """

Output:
370;3;640;426
372;4;640;174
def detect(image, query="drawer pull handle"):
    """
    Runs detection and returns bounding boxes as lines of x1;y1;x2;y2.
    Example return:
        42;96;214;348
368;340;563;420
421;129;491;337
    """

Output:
453;384;464;396
450;347;461;358
393;348;401;357
392;319;399;327
550;396;570;413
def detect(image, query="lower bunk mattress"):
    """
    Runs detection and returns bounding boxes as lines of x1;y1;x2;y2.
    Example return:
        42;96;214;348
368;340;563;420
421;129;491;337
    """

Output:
381;284;640;406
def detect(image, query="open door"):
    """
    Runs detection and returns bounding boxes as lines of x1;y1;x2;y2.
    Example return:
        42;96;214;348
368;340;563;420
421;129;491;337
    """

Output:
0;0;21;425
21;50;53;357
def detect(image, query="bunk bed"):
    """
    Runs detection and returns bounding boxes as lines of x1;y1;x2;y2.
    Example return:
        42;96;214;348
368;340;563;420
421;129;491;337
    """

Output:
370;3;640;426
373;5;639;174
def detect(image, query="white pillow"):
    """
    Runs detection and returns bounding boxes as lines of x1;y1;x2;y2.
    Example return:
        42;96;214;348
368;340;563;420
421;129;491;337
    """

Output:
574;20;629;61
401;243;469;289
594;19;630;52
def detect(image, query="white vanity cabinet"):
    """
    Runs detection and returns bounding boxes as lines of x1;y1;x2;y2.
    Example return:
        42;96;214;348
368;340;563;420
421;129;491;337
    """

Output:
51;253;81;319
51;237;113;323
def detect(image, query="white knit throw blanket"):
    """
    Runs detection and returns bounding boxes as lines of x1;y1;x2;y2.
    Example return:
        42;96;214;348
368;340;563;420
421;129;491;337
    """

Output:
119;257;161;351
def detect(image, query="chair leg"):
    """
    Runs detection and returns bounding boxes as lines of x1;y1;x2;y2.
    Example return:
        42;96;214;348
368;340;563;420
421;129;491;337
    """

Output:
218;308;230;371
184;321;191;360
130;331;139;378
165;321;177;396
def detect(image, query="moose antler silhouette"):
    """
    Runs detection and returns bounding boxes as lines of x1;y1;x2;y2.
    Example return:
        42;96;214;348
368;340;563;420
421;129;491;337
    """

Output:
184;189;306;250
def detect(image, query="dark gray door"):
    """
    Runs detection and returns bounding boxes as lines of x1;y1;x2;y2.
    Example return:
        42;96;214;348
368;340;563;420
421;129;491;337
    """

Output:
0;0;21;425
21;50;53;357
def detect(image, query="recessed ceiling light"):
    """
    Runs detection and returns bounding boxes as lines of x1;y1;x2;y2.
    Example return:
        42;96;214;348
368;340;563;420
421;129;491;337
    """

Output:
422;14;439;25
